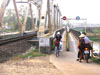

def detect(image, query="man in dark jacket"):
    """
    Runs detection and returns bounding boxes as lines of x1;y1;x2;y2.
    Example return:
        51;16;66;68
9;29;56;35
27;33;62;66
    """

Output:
55;32;62;47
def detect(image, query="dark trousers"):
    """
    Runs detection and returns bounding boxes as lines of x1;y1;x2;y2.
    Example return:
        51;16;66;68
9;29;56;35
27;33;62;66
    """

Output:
77;50;84;59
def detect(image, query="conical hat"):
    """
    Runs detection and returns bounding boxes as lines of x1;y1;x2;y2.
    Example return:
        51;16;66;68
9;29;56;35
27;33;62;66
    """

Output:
79;34;85;37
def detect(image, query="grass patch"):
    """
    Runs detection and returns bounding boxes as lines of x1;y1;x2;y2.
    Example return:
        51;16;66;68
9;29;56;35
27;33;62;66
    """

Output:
91;57;100;64
12;49;46;60
88;36;100;42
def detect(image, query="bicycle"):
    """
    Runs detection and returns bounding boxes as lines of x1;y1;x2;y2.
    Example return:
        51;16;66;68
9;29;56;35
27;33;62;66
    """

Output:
55;44;60;57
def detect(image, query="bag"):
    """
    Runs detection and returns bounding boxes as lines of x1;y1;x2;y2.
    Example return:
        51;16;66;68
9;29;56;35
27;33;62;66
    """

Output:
55;41;60;46
59;42;63;51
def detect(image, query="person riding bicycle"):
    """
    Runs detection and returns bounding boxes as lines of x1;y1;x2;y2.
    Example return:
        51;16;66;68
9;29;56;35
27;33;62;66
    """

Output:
55;32;62;47
54;32;62;56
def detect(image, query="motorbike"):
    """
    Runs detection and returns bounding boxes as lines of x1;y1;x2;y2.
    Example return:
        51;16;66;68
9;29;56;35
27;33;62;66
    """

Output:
84;48;90;63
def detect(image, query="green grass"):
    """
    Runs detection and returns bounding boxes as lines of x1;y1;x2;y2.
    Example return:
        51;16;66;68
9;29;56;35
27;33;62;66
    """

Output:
88;36;100;42
72;27;100;42
12;49;46;60
73;28;85;32
91;57;100;64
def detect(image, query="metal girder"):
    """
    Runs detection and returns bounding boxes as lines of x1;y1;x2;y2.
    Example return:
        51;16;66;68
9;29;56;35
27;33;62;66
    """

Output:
0;0;10;26
47;0;52;33
28;0;42;8
13;0;22;33
29;3;35;31
16;0;42;8
16;0;28;3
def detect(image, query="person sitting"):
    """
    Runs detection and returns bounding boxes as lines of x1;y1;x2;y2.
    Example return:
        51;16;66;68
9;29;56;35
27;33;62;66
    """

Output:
82;32;90;44
82;32;93;58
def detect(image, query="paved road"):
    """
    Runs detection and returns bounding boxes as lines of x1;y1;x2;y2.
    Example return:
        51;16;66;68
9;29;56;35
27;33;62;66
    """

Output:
50;51;100;75
50;33;100;75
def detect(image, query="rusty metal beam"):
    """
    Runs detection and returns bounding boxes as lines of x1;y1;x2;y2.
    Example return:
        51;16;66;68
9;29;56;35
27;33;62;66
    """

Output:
57;6;58;29
47;0;52;33
16;0;28;3
0;0;10;26
54;5;56;31
29;3;35;31
13;0;22;33
22;7;29;32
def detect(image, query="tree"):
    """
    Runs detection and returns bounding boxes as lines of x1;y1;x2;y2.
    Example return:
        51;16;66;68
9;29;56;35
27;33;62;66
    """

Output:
26;17;32;30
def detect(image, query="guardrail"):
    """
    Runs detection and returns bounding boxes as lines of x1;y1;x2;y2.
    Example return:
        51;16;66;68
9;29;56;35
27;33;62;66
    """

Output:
0;31;37;45
70;29;81;39
53;28;65;38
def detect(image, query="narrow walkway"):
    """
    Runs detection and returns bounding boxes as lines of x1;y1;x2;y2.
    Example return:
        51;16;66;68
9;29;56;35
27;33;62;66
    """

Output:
50;33;100;75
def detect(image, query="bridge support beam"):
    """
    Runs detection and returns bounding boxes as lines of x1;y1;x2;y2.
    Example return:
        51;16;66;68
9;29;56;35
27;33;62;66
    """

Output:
29;3;35;31
47;0;52;33
0;0;10;27
37;8;41;30
13;0;22;33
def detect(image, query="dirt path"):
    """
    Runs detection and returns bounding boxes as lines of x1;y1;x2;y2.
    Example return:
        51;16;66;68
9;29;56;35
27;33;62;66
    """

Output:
0;56;63;75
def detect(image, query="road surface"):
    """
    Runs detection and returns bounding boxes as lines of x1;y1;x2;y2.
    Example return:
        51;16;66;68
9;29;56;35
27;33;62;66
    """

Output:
50;33;100;75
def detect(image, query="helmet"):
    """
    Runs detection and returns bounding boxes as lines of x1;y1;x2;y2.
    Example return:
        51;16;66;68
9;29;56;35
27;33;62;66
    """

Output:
57;32;60;35
79;34;85;37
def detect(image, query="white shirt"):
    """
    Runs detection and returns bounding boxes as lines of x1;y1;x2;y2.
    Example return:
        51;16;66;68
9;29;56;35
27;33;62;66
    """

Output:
84;36;90;44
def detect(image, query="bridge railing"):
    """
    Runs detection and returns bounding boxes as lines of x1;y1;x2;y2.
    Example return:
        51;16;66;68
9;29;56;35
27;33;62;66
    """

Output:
70;29;81;39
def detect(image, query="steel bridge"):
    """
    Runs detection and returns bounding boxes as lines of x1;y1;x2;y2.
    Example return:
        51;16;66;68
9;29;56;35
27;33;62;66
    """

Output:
0;0;63;35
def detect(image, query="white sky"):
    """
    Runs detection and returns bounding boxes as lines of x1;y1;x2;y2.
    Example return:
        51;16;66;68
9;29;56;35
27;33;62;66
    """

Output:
0;0;100;24
55;0;100;24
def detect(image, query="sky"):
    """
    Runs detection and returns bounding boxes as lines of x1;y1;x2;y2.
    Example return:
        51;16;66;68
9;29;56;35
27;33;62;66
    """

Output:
55;0;100;24
0;0;100;24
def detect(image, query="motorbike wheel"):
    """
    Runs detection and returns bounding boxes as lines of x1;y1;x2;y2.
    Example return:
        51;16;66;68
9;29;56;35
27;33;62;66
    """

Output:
85;54;89;63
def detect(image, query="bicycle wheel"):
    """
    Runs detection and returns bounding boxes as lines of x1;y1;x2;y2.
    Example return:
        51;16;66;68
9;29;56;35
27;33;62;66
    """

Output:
56;46;59;57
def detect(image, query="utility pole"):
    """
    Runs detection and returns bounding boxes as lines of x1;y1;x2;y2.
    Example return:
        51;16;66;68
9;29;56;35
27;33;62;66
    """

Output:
85;19;87;33
13;0;22;33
